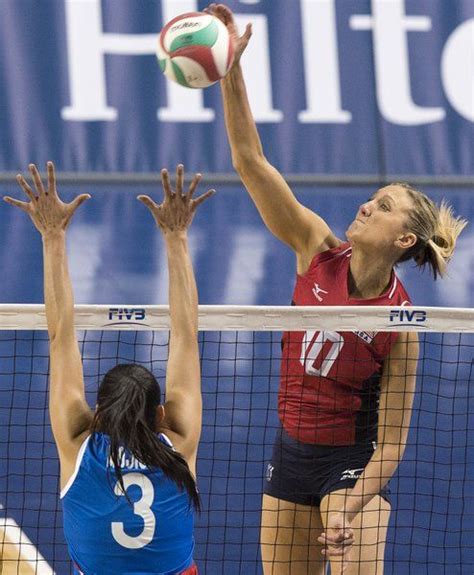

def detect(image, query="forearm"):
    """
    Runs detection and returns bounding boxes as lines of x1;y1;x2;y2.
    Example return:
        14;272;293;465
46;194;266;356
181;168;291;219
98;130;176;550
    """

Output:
165;231;198;340
43;231;85;410
222;65;331;255
343;444;405;523
42;231;75;343
341;337;419;522
221;64;265;168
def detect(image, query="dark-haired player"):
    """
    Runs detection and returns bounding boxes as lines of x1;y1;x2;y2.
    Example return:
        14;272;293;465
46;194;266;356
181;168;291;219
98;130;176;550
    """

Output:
4;162;214;575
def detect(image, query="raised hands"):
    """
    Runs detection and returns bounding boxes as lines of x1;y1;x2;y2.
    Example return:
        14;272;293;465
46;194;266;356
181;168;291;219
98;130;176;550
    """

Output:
205;3;252;67
138;165;214;234
3;162;90;236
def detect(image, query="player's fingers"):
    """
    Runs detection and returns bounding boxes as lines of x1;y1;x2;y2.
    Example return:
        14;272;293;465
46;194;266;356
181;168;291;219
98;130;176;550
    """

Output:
29;163;46;196
137;195;158;211
317;532;352;545
160;169;173;200
193;189;215;208
318;529;344;540
216;4;233;20
204;4;216;16
317;534;342;545
16;174;36;202
242;23;253;42
3;196;30;212
187;173;202;199
213;4;233;28
322;550;347;559
321;540;353;555
47;161;58;197
70;194;91;212
175;164;184;196
324;528;353;539
321;546;352;558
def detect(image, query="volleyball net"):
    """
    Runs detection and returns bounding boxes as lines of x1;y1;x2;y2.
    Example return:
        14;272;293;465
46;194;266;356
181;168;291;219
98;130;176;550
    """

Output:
0;305;473;574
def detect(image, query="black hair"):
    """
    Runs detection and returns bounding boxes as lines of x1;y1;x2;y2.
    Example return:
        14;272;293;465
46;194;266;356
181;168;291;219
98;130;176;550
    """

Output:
90;363;200;510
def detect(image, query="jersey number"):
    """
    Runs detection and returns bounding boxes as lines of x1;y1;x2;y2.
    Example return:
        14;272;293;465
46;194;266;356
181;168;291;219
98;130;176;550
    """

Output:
300;330;345;377
111;473;156;549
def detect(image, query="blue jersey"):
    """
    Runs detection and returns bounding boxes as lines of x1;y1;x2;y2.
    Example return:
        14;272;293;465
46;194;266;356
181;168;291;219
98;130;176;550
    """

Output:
61;432;195;575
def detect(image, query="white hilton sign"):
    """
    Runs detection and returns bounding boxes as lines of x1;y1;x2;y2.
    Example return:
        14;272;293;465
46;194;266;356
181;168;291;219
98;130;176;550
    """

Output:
61;0;474;125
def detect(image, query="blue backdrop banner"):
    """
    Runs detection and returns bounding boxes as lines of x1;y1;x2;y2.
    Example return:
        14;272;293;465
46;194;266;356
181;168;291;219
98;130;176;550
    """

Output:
0;183;472;308
0;0;472;176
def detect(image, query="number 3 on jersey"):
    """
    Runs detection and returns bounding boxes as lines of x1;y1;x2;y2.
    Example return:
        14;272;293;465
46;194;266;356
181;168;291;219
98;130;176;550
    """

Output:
299;330;345;377
111;473;156;549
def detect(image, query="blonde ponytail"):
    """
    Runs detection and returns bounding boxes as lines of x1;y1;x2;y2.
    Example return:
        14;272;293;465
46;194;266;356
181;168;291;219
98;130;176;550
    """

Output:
394;184;468;280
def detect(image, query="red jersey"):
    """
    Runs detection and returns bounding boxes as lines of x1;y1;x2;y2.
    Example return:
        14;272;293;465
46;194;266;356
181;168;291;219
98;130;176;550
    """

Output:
279;242;411;446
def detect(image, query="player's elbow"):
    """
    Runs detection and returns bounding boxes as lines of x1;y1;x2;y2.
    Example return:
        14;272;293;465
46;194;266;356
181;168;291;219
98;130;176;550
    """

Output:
170;329;199;350
380;439;408;464
48;328;59;346
232;149;266;175
48;317;75;347
49;330;66;352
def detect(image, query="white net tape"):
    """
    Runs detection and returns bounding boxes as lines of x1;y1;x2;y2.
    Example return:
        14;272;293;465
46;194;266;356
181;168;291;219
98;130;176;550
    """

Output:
0;304;473;332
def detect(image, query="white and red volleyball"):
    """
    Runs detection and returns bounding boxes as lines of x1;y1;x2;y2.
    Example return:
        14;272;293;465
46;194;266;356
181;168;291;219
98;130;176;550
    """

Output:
157;12;234;89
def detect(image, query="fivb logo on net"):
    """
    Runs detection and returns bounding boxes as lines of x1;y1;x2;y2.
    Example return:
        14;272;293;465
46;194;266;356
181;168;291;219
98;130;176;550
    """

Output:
106;308;148;326
61;0;473;125
389;309;427;323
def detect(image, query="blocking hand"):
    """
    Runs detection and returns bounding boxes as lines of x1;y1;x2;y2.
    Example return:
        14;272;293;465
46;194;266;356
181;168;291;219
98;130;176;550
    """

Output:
138;164;214;233
4;162;90;236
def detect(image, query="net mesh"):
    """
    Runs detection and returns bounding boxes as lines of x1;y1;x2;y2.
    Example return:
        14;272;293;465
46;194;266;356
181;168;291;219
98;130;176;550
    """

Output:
0;307;473;574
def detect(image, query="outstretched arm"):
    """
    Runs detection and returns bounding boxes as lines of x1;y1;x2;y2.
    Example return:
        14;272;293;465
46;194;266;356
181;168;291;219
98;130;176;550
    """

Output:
209;3;340;270
138;165;214;471
4;163;93;484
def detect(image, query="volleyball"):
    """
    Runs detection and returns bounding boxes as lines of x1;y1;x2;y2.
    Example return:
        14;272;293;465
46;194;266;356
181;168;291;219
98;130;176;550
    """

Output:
157;12;234;89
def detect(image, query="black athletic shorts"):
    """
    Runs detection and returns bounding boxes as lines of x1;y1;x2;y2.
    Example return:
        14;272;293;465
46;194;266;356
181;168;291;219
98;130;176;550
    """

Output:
264;426;391;507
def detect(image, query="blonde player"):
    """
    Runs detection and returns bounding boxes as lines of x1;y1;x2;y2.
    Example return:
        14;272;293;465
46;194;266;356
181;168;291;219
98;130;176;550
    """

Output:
207;3;467;574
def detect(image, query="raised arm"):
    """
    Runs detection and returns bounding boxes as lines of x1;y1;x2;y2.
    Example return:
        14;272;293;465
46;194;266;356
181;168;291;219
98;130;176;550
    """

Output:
138;165;214;470
4;162;93;486
209;3;340;270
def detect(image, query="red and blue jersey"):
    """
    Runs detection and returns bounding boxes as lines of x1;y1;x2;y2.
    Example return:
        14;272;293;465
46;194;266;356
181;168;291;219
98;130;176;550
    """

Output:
61;432;195;575
279;242;411;446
